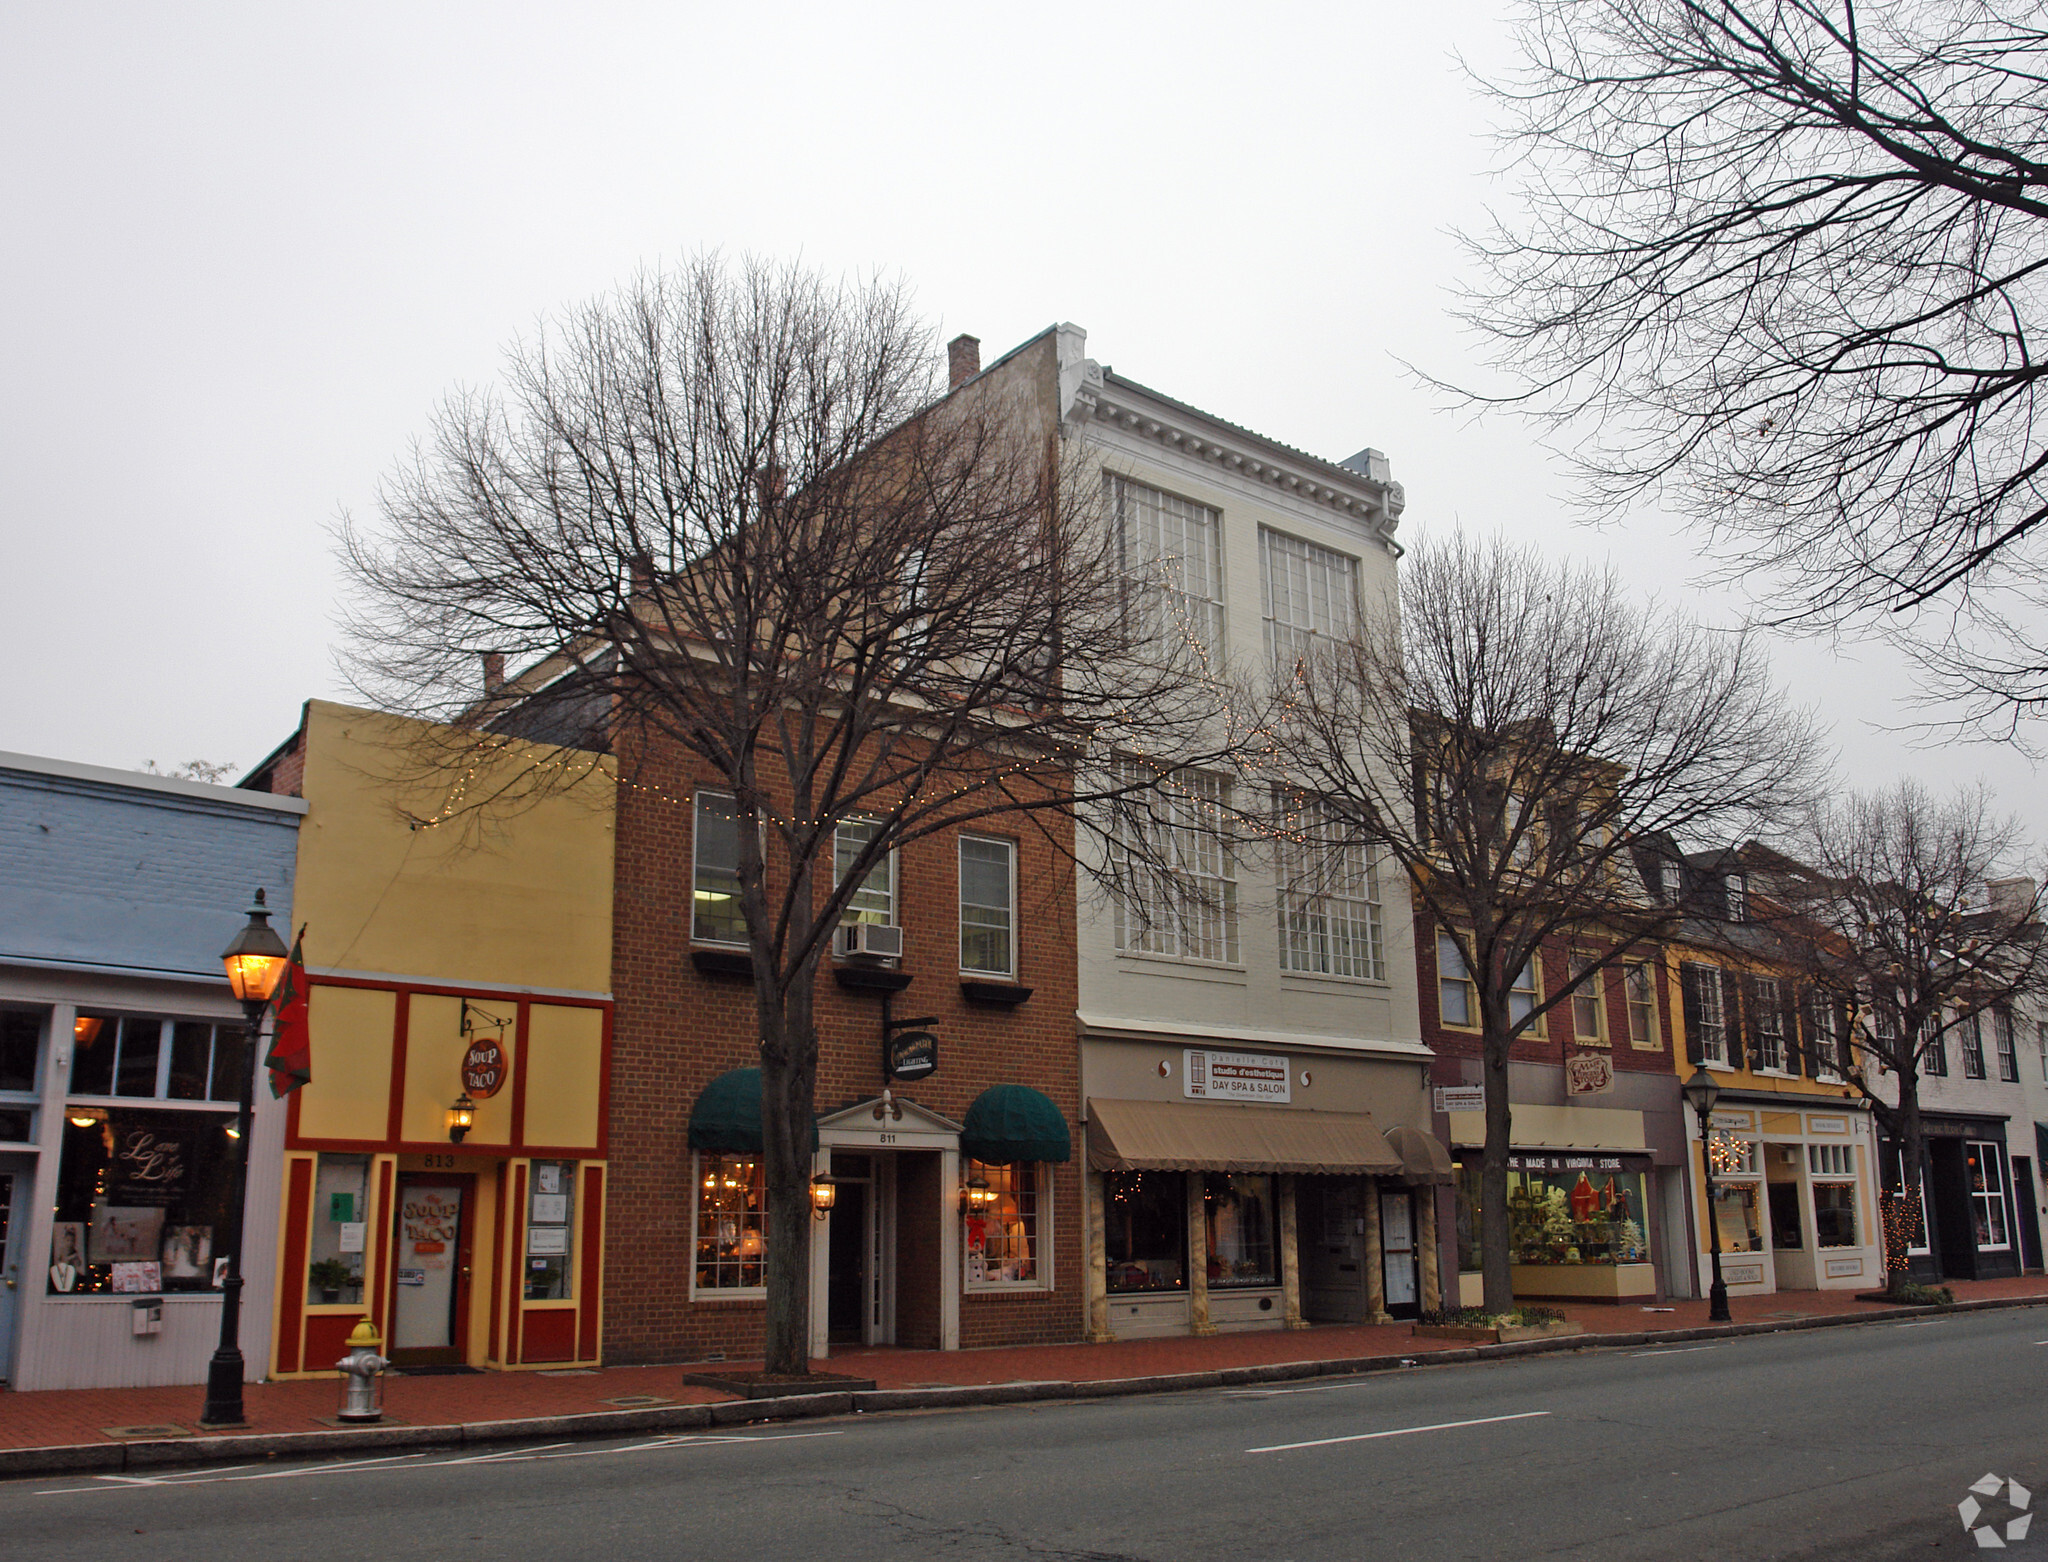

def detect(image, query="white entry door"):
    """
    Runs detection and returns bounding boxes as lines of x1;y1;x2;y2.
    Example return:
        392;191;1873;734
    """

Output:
1381;1190;1418;1309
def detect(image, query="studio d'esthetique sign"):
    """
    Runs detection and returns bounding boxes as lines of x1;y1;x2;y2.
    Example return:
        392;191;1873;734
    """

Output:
1183;1049;1290;1103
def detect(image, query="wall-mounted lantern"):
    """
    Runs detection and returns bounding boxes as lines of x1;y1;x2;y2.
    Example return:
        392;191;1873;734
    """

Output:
446;1093;476;1144
810;1173;839;1220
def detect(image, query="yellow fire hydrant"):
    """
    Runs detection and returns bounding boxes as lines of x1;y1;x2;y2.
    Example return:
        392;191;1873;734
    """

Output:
335;1316;391;1423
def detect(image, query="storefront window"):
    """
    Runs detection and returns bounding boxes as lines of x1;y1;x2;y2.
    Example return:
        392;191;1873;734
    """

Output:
48;1106;239;1295
1812;1182;1858;1248
965;1160;1041;1287
69;1014;247;1102
526;1160;577;1300
1454;1158;1482;1273
1203;1172;1277;1287
1505;1160;1647;1266
694;1153;766;1290
1713;1184;1761;1252
1105;1170;1186;1293
307;1153;369;1304
1968;1142;2010;1248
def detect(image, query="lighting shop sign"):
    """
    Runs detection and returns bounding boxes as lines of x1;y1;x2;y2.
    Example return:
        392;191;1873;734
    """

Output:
461;1037;508;1099
887;1031;938;1081
1184;1049;1290;1103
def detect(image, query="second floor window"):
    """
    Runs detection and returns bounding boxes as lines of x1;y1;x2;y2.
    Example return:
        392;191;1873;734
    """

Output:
1570;954;1606;1045
1260;527;1357;671
1923;1026;1949;1076
1510;957;1542;1031
1753;977;1786;1071
1962;1014;1987;1079
1111;476;1224;661
1683;963;1729;1065
1275;795;1384;981
693;790;745;944
1113;768;1239;964
1438;934;1477;1027
1625;963;1659;1049
1995;1010;2019;1082
834;818;895;926
959;836;1015;977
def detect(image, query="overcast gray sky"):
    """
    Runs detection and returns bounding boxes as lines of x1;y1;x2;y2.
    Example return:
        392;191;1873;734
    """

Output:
3;2;2038;840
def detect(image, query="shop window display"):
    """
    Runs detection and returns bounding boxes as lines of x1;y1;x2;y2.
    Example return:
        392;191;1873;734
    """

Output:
965;1160;1041;1287
1811;1182;1858;1248
1968;1142;2010;1248
307;1153;370;1303
1713;1184;1762;1252
526;1160;577;1300
49;1106;239;1295
695;1154;767;1290
1203;1172;1277;1286
1105;1170;1187;1292
1505;1162;1647;1267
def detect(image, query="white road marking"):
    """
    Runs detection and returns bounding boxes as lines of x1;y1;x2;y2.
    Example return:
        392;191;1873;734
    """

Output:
1248;1410;1551;1454
1221;1380;1387;1399
33;1428;846;1496
1629;1346;1721;1357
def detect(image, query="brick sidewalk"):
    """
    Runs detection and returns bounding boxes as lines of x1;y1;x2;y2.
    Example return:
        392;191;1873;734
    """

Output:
3;1275;2041;1454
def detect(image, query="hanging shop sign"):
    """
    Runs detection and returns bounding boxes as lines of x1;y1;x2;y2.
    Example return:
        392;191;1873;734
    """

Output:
1565;1052;1614;1097
461;1036;508;1099
1183;1049;1291;1103
886;1031;939;1081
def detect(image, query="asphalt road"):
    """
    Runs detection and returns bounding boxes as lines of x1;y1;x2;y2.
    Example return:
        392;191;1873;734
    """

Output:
5;1309;2043;1562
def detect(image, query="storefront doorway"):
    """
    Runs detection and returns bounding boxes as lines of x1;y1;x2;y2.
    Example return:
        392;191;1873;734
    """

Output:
1380;1189;1419;1317
1299;1178;1370;1323
389;1174;474;1365
827;1153;889;1346
0;1158;27;1381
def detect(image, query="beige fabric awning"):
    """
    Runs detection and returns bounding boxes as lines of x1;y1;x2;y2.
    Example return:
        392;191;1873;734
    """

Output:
1086;1097;1404;1176
1384;1124;1457;1186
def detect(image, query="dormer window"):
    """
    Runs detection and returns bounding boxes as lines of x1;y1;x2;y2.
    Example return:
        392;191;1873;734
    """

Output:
1726;872;1748;922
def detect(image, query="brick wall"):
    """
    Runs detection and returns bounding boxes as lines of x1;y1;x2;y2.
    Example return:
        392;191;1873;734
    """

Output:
605;724;1084;1364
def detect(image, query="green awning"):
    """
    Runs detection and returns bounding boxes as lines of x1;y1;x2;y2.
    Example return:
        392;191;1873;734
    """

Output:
687;1067;817;1153
962;1085;1072;1165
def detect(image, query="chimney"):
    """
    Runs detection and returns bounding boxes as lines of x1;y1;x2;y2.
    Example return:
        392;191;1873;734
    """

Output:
948;333;981;390
482;652;506;694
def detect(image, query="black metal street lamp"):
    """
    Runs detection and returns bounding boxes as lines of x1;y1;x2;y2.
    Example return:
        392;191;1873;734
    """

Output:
1680;1066;1733;1325
201;890;290;1428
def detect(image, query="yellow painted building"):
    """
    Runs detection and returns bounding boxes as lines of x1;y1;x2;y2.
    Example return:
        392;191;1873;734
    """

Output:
1665;927;1883;1295
242;701;617;1375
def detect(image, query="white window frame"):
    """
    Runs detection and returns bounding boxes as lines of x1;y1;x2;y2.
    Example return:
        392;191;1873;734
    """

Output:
1754;977;1787;1072
1259;526;1358;671
66;1012;242;1107
1808;991;1844;1082
692;789;747;946
2037;1018;2048;1084
1995;1009;2020;1082
834;816;897;928
1961;1013;1987;1079
958;834;1016;978
1689;964;1730;1066
1110;475;1225;661
962;1159;1053;1292
1891;1147;1934;1255
1274;793;1384;982
689;1150;769;1299
1968;1141;2011;1251
1112;767;1240;965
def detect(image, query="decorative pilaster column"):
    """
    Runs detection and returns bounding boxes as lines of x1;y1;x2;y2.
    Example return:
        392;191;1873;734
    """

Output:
1363;1180;1391;1324
1086;1167;1113;1343
1187;1172;1217;1335
1419;1185;1442;1313
1279;1175;1308;1329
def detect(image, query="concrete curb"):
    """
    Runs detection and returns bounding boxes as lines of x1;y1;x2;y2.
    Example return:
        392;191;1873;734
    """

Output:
5;1294;2040;1480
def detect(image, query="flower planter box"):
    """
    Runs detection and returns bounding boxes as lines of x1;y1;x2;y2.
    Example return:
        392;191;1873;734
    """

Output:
1411;1320;1586;1345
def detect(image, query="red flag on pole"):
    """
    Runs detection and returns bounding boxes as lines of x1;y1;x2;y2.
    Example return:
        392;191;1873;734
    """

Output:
264;927;311;1098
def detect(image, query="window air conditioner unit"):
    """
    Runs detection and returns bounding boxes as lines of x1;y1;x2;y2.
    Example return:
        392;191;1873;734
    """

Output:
836;923;903;960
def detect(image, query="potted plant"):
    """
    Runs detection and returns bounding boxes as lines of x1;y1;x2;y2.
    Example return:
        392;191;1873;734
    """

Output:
309;1258;357;1304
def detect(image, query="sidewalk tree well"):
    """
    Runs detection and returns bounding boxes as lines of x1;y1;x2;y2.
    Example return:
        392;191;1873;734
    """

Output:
1453;0;2048;738
337;257;1227;1374
1776;781;2048;1290
1239;535;1826;1314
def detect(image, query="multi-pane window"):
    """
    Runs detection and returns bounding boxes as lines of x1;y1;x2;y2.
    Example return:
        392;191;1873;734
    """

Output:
1684;963;1729;1065
69;1014;247;1103
1808;1143;1854;1176
1111;476;1224;660
959;836;1016;976
1510;958;1542;1031
1809;1140;1860;1249
1204;1172;1278;1287
1968;1142;2010;1249
834;817;895;926
1754;977;1786;1071
1995;1010;2020;1082
1962;1014;1987;1079
964;1159;1043;1287
1112;768;1239;964
1807;992;1844;1079
1923;1025;1949;1076
694;1154;767;1291
1570;955;1606;1045
692;790;745;944
1438;934;1477;1028
0;1009;41;1143
1259;527;1357;670
1275;794;1384;981
1625;963;1659;1050
1889;1148;1933;1254
2038;1020;2048;1083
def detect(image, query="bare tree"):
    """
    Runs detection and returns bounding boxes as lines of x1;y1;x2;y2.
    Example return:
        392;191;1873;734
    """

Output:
1242;535;1825;1314
339;256;1223;1374
1779;780;2046;1290
1457;0;2048;736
